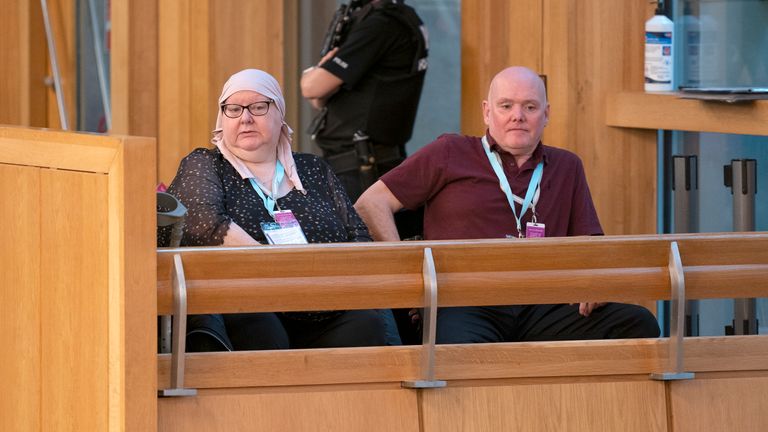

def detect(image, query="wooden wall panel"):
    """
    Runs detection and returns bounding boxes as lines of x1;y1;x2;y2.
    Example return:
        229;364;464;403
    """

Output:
156;1;286;184
461;0;542;136
0;164;41;432
462;0;658;234
0;0;25;123
283;0;300;147
0;0;47;127
421;381;667;432
211;2;285;89
110;0;129;133
541;1;657;234
158;387;420;432
540;0;576;159
111;0;159;137
670;376;768;432
157;1;211;184
41;169;110;431
542;0;657;235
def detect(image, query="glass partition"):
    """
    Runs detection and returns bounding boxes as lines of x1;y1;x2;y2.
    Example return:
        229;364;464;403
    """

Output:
76;0;110;132
666;0;768;335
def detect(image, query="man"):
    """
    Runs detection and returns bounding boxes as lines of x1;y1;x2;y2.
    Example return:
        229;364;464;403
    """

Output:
300;0;428;203
355;66;660;344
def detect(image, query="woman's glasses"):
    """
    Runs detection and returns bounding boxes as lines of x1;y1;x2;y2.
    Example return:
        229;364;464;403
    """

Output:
220;99;274;118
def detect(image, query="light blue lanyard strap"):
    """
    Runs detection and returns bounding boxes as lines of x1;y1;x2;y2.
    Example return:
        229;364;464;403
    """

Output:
481;136;543;235
248;160;285;217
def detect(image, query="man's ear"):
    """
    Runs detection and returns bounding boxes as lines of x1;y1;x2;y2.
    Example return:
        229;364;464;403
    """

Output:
482;100;490;126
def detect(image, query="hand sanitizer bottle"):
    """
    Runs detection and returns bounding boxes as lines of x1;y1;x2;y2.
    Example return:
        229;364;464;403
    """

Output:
645;2;675;92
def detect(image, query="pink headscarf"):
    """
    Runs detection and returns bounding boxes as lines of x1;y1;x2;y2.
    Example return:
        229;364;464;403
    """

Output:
211;69;305;193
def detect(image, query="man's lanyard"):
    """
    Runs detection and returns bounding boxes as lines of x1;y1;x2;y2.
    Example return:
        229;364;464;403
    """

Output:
481;136;543;237
248;160;285;218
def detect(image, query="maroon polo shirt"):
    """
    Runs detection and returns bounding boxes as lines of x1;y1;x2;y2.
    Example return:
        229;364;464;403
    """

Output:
380;133;603;240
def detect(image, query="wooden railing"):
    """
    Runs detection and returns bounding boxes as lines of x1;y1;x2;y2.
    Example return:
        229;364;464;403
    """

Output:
156;233;768;432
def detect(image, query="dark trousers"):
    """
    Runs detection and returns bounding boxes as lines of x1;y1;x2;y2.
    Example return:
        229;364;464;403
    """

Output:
187;310;390;352
435;303;660;344
222;310;387;350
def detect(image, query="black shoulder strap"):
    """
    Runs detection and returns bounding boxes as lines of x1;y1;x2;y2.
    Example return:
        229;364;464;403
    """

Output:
374;2;428;74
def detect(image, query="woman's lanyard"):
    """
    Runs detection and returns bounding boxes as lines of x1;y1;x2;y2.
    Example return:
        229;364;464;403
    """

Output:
481;136;543;237
248;160;285;218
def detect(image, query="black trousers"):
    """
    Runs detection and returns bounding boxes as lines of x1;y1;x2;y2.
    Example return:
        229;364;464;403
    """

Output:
435;303;660;344
222;310;387;350
186;310;388;351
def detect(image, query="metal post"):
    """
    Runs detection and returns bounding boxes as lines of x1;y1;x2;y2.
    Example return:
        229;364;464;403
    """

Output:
159;254;197;397
651;242;694;381
402;248;446;389
672;155;699;336
724;159;759;335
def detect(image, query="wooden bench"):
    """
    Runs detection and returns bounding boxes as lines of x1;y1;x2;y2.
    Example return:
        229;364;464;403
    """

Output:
157;233;768;432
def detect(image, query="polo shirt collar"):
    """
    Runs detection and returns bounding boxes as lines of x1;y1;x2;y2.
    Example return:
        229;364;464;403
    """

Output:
485;131;549;168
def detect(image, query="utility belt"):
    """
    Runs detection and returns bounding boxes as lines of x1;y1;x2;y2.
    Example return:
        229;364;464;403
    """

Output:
324;131;403;189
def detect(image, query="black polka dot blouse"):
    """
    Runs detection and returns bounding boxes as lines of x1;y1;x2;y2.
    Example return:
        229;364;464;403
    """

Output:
163;148;372;247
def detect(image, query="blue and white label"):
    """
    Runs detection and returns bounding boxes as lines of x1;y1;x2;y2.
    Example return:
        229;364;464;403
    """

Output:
645;31;673;84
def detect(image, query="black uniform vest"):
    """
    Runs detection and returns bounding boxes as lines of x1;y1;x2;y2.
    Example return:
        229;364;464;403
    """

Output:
313;2;428;155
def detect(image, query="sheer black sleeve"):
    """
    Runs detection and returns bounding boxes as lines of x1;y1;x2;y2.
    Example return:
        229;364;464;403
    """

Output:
166;149;232;246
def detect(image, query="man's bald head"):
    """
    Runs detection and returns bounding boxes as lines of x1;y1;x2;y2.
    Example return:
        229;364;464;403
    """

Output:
488;66;547;105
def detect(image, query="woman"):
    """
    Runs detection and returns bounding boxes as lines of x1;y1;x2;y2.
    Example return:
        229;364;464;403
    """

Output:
165;69;390;350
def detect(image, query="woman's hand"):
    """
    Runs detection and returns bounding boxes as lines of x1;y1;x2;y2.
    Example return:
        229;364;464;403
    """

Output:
222;222;262;246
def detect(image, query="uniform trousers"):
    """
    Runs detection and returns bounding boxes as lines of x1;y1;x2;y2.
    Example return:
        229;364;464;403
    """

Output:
334;157;403;203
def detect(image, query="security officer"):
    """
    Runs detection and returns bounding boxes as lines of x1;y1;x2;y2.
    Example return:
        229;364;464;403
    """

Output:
301;0;428;205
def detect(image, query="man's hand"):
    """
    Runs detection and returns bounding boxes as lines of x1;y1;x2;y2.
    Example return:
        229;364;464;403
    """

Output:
575;302;607;317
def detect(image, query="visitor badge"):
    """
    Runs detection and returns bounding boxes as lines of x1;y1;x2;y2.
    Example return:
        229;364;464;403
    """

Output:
261;210;308;245
273;210;300;227
525;222;546;238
